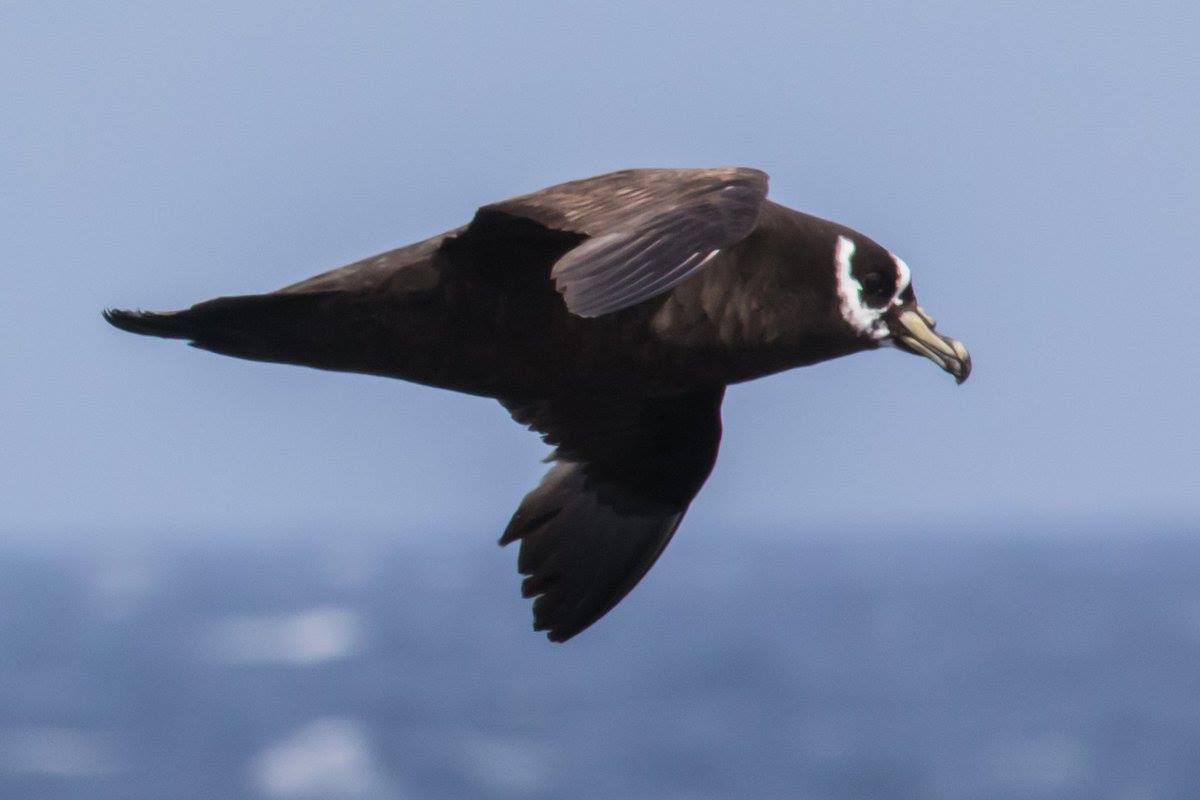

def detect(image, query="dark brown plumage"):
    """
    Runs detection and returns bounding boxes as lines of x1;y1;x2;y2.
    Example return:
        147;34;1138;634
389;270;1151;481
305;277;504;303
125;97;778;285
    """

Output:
105;166;970;642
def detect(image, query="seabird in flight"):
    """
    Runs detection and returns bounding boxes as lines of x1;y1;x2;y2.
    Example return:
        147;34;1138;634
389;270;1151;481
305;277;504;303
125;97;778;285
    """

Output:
105;167;971;642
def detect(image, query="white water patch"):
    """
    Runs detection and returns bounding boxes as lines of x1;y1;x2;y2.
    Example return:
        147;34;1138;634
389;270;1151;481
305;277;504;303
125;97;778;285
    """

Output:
833;236;887;339
205;606;363;665
0;727;122;777
982;734;1090;791
460;735;553;794
252;718;397;799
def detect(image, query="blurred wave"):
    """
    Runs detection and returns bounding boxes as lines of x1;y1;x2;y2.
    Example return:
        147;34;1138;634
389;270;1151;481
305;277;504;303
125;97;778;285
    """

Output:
1;527;1198;799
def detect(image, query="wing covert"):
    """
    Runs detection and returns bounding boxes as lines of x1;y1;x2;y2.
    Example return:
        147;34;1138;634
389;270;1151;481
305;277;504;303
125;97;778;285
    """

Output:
471;167;769;317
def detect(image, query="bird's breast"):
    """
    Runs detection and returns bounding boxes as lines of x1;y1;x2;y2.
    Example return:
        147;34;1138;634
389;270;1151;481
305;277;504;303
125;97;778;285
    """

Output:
635;250;815;385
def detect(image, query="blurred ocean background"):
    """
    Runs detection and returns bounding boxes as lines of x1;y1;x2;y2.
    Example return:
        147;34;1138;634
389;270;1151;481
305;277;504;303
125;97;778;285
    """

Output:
3;3;1199;798
4;524;1199;799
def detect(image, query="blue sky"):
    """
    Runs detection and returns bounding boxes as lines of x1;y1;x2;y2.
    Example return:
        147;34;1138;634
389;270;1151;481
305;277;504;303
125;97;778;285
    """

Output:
2;2;1197;540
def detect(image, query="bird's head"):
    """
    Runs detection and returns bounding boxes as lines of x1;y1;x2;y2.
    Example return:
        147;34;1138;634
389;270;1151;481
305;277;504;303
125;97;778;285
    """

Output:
832;234;971;384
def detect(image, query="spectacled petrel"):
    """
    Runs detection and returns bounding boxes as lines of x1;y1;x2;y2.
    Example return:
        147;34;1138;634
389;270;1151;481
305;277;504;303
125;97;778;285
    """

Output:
105;167;971;642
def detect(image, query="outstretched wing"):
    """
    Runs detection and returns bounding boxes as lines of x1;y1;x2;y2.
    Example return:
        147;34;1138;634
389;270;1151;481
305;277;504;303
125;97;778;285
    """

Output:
473;167;769;317
499;388;725;642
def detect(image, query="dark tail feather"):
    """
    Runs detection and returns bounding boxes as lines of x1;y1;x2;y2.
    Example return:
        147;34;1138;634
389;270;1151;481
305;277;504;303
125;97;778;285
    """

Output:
103;292;376;371
103;307;198;339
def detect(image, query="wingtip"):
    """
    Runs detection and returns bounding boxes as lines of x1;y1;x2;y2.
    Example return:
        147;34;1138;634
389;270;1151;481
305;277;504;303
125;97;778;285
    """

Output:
534;619;574;644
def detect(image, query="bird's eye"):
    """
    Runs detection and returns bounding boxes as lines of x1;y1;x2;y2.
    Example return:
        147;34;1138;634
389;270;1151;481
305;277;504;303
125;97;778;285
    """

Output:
860;273;889;299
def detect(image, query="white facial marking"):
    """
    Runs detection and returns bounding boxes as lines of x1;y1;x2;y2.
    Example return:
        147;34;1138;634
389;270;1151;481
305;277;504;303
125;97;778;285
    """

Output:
891;253;911;298
833;236;888;339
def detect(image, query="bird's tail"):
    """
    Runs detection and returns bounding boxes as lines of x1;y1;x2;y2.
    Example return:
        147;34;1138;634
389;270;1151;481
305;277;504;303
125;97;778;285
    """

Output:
103;291;379;372
103;307;205;339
